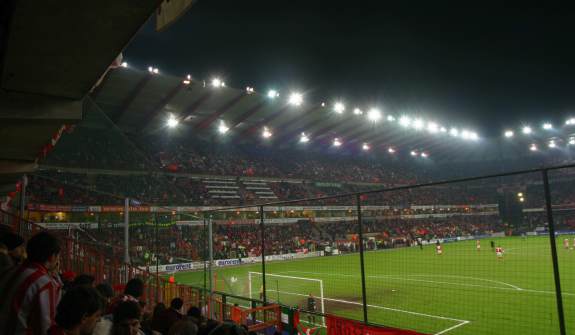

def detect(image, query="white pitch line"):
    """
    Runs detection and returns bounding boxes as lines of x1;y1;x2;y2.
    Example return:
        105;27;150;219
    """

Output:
434;321;470;335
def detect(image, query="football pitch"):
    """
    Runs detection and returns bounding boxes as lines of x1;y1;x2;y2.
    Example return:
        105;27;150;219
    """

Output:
172;236;575;334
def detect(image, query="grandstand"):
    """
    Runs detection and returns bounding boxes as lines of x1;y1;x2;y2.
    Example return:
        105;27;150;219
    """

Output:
2;3;575;335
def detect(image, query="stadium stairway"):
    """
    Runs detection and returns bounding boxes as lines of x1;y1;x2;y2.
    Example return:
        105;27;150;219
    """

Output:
202;179;241;200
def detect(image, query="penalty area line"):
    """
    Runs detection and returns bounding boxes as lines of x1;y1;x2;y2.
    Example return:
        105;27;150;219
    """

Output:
266;289;470;334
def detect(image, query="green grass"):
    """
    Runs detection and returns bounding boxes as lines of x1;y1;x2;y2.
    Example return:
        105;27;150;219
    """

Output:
172;236;575;334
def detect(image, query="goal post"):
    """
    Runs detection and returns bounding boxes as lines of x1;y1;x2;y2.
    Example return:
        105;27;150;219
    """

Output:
248;272;325;326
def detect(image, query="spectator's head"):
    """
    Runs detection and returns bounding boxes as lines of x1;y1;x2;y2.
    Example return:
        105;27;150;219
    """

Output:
26;231;60;270
73;274;96;287
54;286;103;335
187;306;201;319
113;301;142;335
208;322;248;335
153;302;166;319
124;278;144;299
171;297;184;311
0;232;26;263
0;242;7;254
96;282;115;304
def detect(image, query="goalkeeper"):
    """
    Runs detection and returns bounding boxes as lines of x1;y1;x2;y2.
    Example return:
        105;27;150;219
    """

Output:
307;293;317;324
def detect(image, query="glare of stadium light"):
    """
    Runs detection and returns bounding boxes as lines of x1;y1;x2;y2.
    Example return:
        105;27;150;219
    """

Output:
421;152;428;158
153;68;159;74
529;143;538;151
321;102;326;107
166;115;179;128
288;92;303;106
548;140;556;148
440;127;447;133
148;66;153;73
413;118;424;130
410;150;418;156
262;127;272;139
120;62;128;68
388;147;396;154
218;121;229;134
353;108;363;115
362;143;370;151
183;80;191;85
522;126;532;135
450;128;459;137
569;137;575;145
387;115;396;122
461;130;471;140
519;197;525;203
543;123;553;130
427;122;439;134
399;116;411;128
566;118;575;126
367;108;382;122
246;86;255;94
469;132;479;141
517;192;523;197
212;78;225;88
504;130;514;138
267;90;279;99
300;133;309;143
334;102;345;114
333;138;342;147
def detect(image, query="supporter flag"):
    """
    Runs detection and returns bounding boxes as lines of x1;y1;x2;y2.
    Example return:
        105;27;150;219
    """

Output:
293;310;319;335
168;163;179;172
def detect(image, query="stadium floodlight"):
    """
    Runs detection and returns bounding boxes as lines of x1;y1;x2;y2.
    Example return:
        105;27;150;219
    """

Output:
410;150;418;156
300;133;309;143
387;115;396;122
566;118;575;126
246;86;255;94
548;140;556;148
469;132;479;141
569;137;575;145
421;152;428;158
450;128;459;137
334;102;345;114
517;192;524;197
504;130;514;138
166;115;179;128
440;127;447;133
399;116;411;128
148;66;159;74
388;147;396;154
461;130;471;140
218;121;229;134
120;62;128;68
519;197;525;203
362;143;370;151
529;143;538;151
288;92;303;106
262;127;272;139
267;89;279;99
543;123;553;130
353;108;363;115
183;74;192;85
367;108;382;122
522;126;532;135
333;138;342;147
413;118;424;130
427;122;439;134
211;78;224;88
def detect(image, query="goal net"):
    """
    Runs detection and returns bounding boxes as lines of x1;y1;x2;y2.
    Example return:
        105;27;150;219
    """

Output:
248;272;325;326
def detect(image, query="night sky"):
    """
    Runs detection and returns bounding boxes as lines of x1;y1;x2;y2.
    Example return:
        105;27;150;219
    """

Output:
125;1;575;137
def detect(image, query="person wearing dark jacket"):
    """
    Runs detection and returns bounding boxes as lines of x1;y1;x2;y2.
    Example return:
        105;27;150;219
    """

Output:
153;298;184;334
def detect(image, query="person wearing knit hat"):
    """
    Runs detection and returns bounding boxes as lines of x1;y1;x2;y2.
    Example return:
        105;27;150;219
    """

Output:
0;232;26;271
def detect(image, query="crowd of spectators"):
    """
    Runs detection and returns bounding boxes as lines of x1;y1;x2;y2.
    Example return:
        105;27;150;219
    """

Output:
0;228;254;335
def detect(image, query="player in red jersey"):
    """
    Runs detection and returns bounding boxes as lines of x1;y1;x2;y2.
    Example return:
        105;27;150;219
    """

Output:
495;246;504;259
435;241;443;255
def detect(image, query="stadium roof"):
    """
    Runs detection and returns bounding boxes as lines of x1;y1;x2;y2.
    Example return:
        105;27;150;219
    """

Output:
91;67;496;162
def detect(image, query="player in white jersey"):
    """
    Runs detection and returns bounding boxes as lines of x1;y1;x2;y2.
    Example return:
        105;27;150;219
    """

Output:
564;238;570;250
495;246;504;259
476;240;481;251
436;241;443;255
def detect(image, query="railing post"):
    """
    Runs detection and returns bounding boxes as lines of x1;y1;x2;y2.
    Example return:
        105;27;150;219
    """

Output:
542;170;566;335
356;194;369;324
154;212;159;303
260;206;267;304
124;198;130;264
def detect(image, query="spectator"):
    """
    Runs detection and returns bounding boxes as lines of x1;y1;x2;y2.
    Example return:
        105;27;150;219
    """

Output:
108;278;144;313
72;274;96;287
93;282;116;335
112;301;144;335
207;322;247;335
154;298;184;335
0;231;62;335
0;241;11;272
95;282;115;306
150;303;166;332
169;319;198;335
186;306;203;328
0;232;26;268
47;286;102;335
